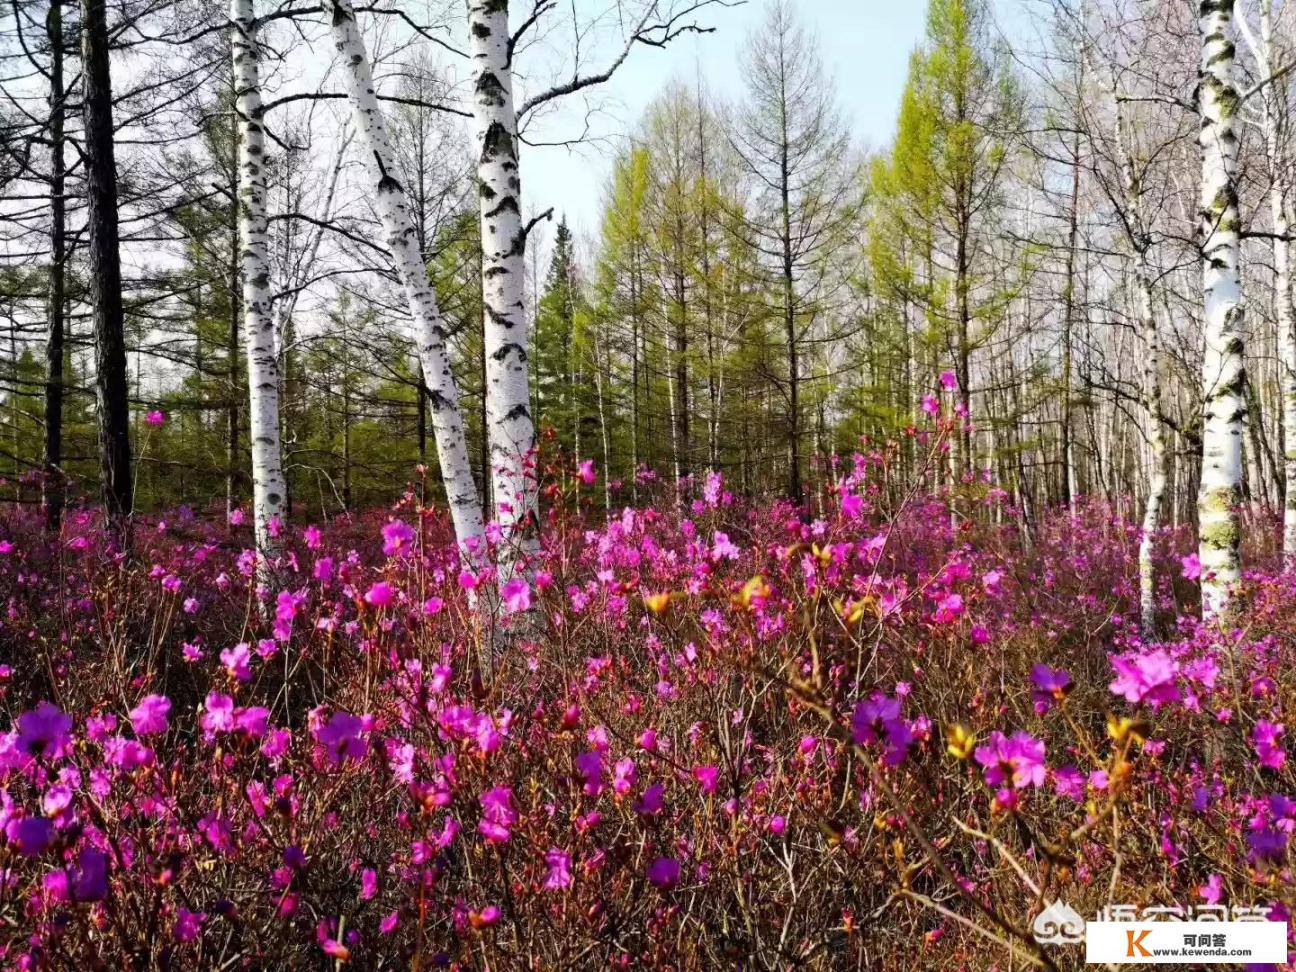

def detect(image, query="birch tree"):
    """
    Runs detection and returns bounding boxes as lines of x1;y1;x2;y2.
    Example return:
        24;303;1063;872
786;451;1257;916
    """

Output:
231;0;288;561
466;0;535;569
1238;0;1296;559
1197;0;1247;615
468;0;728;568
326;0;486;563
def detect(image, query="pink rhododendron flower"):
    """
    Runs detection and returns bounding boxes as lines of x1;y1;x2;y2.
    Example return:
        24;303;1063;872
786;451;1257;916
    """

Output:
129;694;171;735
502;577;531;614
1252;721;1287;770
364;581;396;607
693;765;720;794
314;712;368;765
478;787;517;844
851;693;914;766
1109;649;1180;707
544;848;573;890
647;856;680;889
16;702;73;760
381;520;416;557
1030;665;1072;714
974;731;1046;790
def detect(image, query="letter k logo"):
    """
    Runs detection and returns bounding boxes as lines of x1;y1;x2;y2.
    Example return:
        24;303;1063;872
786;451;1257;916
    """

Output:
1126;928;1152;958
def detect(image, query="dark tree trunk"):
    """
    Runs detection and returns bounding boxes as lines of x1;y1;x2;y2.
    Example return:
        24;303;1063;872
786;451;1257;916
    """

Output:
81;0;132;531
42;0;66;531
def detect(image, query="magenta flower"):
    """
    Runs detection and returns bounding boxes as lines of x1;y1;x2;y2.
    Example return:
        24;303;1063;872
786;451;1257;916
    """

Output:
1181;552;1202;580
933;592;965;624
104;736;155;770
693;764;720;795
1109;649;1180;707
544;848;573;890
381;520;416;557
1198;872;1224;905
144;409;167;426
303;524;322;549
634;783;665;816
200;693;235;737
219;643;252;682
939;370;957;390
647;856;680;889
1052;766;1086;801
5;816;54;857
174;908;205;942
577;459;596;485
364;581;396;608
68;848;108;901
234;706;270;738
1252;721;1287;770
478;787;517;844
851;693;914;766
840;490;864;518
15;702;73;760
314;712;368;765
502;577;532;614
974;731;1046;790
360;868;378;900
612;757;637;796
1030;664;1072;714
921;393;940;417
575;750;603;796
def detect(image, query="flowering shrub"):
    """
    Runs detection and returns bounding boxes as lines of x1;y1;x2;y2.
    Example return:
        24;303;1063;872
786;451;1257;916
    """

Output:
0;446;1292;968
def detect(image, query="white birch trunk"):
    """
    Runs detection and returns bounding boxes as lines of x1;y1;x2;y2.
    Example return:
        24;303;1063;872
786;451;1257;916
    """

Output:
1136;265;1168;634
1276;192;1296;558
1111;75;1169;634
326;0;486;563
231;0;287;562
1254;0;1296;559
468;0;537;567
1197;0;1246;616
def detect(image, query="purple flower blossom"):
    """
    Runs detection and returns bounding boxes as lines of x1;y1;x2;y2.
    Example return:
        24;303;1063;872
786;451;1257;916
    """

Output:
851;693;914;766
314;712;368;765
502;577;532;614
1109;649;1180;707
15;702;73;760
129;694;171;735
1252;721;1287;770
5;817;54;856
1030;664;1072;714
544;848;573;890
647;856;680;889
575;750;603;796
974;731;1046;790
381;520;416;557
478;787;517;844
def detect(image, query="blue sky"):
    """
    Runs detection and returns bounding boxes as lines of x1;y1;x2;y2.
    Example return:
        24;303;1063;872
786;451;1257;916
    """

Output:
520;1;930;244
